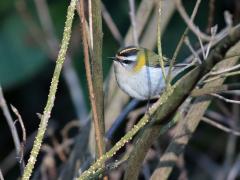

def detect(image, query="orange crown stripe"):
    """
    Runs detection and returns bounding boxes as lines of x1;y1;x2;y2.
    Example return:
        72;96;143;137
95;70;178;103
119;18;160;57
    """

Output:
120;47;137;54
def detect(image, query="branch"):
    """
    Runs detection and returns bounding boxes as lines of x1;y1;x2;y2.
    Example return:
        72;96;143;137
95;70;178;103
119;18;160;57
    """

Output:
21;1;77;179
157;0;167;81
78;0;105;159
124;25;240;180
202;117;240;136
191;83;240;96
175;0;212;41
0;87;25;173
90;0;105;156
211;93;240;104
150;34;240;180
101;3;123;45
128;0;139;46
0;169;3;180
34;0;88;122
166;0;201;85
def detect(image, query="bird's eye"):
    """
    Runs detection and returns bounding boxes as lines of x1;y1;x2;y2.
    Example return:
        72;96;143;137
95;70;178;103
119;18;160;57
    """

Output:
122;60;133;64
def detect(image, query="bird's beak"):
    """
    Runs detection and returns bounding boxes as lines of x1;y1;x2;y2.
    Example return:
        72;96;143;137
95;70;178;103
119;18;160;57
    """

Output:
107;57;117;61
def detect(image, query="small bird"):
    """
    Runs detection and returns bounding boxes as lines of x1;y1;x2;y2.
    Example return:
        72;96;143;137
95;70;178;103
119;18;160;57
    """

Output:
112;46;186;100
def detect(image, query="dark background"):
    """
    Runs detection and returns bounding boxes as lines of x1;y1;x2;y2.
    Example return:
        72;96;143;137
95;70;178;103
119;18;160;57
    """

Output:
0;0;239;179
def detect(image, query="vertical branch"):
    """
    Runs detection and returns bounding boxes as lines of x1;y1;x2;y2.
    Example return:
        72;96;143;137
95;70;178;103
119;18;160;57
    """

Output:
90;0;105;156
0;87;25;174
21;0;77;179
78;0;105;158
33;0;88;122
88;0;93;49
101;3;123;45
128;0;139;46
206;0;215;33
157;0;167;82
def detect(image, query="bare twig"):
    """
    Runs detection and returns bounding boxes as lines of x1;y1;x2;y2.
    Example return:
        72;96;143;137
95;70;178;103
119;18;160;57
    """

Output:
157;0;167;81
209;64;240;76
166;0;201;86
11;105;26;146
34;0;88;122
78;0;105;158
191;83;240;97
128;0;139;46
61;120;80;141
184;37;202;64
124;0;156;46
227;154;240;180
140;0;176;49
205;26;218;59
88;0;93;49
10;105;26;166
101;3;123;45
206;0;216;33
0;169;4;180
203;70;240;83
202;117;240;136
175;0;211;41
211;93;240;104
0;87;25;174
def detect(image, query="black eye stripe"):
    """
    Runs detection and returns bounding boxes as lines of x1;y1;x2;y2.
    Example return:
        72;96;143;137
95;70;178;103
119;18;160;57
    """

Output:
122;60;134;64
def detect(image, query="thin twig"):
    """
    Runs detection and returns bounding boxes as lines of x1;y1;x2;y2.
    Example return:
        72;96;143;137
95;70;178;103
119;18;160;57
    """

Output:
34;0;88;122
78;0;104;158
22;1;77;179
203;70;240;83
184;37;202;64
227;154;240;180
10;105;26;166
175;0;211;41
202;117;240;136
128;0;139;46
166;0;201;85
157;0;167;81
101;3;123;45
88;0;93;49
211;93;240;104
0;87;25;174
0;169;4;180
204;26;218;59
191;83;240;97
11;105;26;146
206;0;216;33
209;64;240;76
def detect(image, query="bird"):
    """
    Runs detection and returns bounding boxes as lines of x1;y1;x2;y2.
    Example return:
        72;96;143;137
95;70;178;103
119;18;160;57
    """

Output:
111;46;188;100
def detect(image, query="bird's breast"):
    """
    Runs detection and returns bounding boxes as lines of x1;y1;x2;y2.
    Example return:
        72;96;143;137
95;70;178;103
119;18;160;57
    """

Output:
114;63;167;100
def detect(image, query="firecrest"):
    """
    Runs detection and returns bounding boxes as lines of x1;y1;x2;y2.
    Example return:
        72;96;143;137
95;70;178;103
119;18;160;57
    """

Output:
112;46;185;100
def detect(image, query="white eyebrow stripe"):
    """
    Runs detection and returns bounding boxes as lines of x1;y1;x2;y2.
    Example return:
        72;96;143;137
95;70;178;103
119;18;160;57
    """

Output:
116;55;136;61
125;55;136;61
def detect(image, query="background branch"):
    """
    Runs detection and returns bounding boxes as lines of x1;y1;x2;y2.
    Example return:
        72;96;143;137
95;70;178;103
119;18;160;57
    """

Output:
0;87;25;174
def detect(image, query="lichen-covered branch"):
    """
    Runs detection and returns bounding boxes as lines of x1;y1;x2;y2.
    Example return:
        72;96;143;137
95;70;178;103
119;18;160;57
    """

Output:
21;0;77;179
151;43;240;179
123;25;240;180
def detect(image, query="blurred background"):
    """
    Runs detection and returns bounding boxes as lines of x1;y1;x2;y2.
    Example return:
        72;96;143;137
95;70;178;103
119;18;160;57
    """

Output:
0;0;240;179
